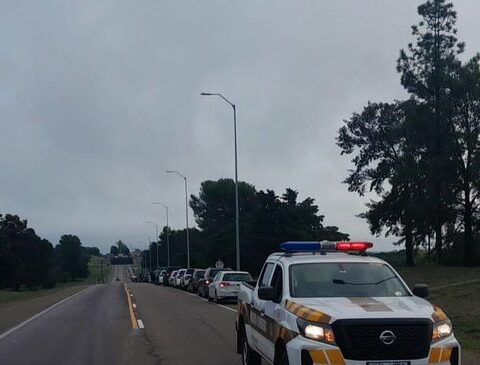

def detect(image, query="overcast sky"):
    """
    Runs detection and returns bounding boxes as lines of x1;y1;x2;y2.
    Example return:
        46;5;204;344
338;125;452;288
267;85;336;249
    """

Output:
1;1;479;253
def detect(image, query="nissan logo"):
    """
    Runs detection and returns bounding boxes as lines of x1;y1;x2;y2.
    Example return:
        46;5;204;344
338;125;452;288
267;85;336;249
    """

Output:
379;330;396;345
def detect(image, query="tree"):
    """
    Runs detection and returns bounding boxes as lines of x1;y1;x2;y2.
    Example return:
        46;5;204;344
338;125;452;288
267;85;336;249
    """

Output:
396;0;464;261
116;240;130;255
110;245;119;256
0;214;57;290
338;101;429;266
190;179;349;274
448;56;480;265
56;235;89;281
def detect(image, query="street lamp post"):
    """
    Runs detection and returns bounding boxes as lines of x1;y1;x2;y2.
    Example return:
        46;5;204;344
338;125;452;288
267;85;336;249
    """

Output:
145;221;159;269
166;170;190;268
154;202;170;266
201;92;240;271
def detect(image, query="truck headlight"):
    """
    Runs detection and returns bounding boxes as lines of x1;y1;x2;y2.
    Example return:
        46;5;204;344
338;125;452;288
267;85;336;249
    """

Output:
297;318;335;345
432;319;452;342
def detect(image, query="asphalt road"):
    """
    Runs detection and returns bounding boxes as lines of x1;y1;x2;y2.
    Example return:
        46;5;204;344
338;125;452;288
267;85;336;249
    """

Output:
128;282;242;365
0;265;156;365
0;265;476;364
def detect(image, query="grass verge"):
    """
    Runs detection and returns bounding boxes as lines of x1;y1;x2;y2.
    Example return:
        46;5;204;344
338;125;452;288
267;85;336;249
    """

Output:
396;264;480;353
0;256;111;305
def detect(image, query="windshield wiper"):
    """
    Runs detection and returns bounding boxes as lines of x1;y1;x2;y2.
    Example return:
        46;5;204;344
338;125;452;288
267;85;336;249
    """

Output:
332;276;397;286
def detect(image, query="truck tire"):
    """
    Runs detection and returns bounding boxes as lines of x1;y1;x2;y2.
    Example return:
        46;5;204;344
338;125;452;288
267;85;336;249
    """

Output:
276;350;289;365
241;328;261;365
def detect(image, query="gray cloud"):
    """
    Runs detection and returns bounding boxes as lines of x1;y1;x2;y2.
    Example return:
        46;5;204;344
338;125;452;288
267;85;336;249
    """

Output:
1;0;479;252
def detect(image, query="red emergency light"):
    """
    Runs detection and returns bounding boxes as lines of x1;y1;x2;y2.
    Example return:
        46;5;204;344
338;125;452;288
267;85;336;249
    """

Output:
336;241;373;251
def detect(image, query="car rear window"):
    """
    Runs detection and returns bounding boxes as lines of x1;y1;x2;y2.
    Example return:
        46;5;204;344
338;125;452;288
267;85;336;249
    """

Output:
223;273;252;282
186;269;194;274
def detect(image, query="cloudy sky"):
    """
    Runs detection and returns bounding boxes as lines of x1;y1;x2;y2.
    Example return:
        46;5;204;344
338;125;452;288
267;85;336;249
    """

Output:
1;0;479;253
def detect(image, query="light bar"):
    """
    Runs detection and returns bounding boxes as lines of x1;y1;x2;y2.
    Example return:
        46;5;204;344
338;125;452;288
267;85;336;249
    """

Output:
336;241;373;251
279;241;373;252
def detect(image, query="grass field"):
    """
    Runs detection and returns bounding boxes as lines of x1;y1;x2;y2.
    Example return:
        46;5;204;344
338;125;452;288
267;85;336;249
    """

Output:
395;264;480;353
0;256;111;305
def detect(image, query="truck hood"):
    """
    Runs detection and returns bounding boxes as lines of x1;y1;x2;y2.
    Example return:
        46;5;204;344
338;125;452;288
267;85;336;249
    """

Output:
292;296;435;322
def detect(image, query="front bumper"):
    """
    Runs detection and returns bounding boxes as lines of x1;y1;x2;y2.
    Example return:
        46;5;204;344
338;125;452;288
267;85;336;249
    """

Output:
286;334;461;365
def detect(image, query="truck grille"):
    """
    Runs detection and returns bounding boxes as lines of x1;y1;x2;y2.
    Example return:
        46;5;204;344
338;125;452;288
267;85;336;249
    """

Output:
332;319;433;361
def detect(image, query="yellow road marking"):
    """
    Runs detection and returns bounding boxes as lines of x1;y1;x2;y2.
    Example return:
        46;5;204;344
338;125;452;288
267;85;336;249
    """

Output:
124;284;139;329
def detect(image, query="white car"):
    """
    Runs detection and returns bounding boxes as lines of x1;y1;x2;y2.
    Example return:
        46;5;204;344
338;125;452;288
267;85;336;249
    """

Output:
208;271;253;303
168;270;178;286
174;269;186;288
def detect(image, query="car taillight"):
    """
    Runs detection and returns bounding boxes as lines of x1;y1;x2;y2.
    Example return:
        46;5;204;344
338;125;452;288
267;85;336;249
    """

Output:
219;282;230;287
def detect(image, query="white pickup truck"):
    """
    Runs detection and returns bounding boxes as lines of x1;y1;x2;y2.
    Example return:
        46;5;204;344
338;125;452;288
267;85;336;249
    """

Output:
236;241;461;365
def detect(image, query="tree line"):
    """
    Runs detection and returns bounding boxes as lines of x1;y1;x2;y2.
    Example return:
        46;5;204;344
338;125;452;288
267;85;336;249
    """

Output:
0;214;97;290
338;0;480;266
142;178;348;275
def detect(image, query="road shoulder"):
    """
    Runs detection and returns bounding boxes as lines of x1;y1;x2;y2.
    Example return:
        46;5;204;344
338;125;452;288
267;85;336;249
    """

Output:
0;284;90;334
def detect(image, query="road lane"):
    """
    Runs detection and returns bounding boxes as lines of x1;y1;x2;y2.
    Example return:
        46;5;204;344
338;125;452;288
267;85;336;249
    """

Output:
129;283;242;365
0;266;156;365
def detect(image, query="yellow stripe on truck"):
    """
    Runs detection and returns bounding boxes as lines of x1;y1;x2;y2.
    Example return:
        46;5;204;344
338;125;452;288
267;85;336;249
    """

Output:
284;300;332;324
326;349;345;365
309;350;328;364
440;348;452;362
428;348;441;363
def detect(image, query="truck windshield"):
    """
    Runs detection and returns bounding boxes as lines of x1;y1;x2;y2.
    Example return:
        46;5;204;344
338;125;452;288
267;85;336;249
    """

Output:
289;262;409;298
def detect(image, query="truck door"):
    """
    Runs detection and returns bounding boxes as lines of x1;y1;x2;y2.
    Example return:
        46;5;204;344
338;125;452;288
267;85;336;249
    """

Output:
258;264;284;363
251;262;275;358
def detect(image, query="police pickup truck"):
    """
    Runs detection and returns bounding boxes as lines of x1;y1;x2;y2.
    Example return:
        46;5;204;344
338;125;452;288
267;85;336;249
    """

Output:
236;241;460;365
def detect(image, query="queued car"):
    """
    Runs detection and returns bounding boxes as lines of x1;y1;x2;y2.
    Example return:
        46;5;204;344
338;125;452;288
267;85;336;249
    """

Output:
174;269;187;288
168;270;179;286
162;266;181;286
187;269;206;293
181;268;196;290
208;271;252;303
198;267;232;298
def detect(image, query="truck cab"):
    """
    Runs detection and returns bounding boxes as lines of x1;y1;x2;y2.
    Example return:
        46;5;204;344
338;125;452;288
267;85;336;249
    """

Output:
236;241;461;365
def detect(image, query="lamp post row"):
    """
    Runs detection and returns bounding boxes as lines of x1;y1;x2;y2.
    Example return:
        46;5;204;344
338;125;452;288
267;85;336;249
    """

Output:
142;93;240;271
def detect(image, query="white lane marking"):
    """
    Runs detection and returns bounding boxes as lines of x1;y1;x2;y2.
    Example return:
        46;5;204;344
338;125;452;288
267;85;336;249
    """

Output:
0;286;92;341
183;291;237;313
133;303;137;309
137;319;145;328
218;303;237;313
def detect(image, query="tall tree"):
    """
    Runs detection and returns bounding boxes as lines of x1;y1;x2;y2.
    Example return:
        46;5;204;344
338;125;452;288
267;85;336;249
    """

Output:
56;235;89;281
396;0;464;261
338;101;424;266
450;56;480;264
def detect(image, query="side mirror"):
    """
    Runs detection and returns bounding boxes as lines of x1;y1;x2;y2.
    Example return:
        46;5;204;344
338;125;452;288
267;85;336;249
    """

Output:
258;286;275;301
412;284;429;298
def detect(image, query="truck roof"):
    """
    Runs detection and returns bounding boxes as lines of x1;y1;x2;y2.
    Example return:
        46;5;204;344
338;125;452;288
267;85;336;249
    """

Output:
266;251;387;265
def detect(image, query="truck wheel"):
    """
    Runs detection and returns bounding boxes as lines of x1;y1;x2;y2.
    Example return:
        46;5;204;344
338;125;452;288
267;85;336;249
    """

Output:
277;350;289;365
242;331;261;365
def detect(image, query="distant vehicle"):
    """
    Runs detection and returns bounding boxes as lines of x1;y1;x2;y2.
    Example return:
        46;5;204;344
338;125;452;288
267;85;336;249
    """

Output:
168;270;178;286
208;271;252;303
115;277;121;281
187;269;206;293
198;267;232;298
174;269;186;288
162;266;181;286
236;241;461;365
157;270;166;284
181;268;198;290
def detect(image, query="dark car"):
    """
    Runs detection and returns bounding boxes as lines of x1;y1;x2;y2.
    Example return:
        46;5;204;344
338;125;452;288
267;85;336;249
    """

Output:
198;267;232;298
187;269;206;293
162;266;181;286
